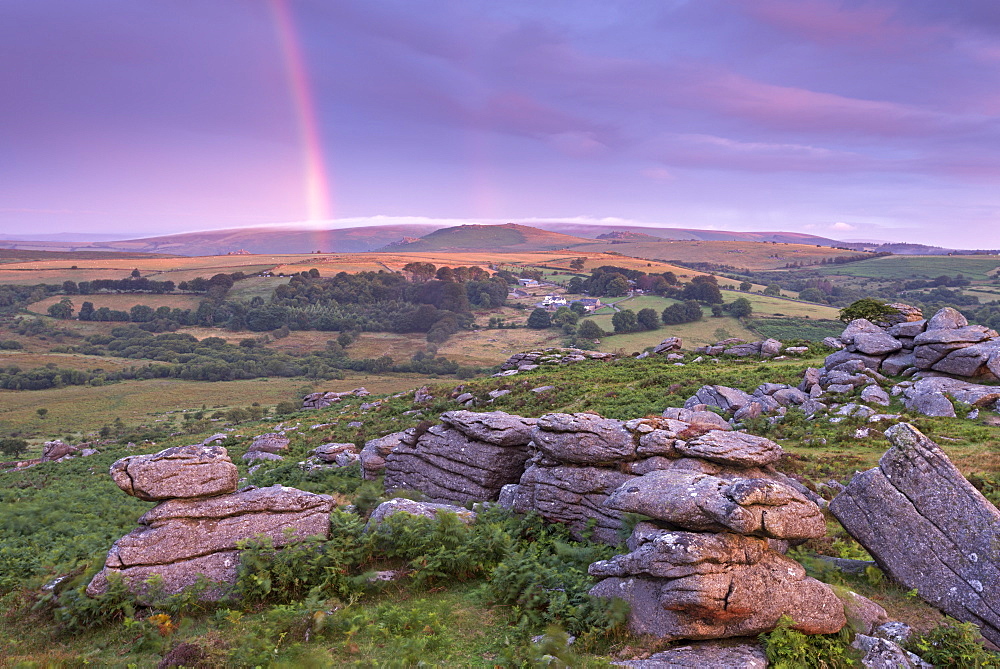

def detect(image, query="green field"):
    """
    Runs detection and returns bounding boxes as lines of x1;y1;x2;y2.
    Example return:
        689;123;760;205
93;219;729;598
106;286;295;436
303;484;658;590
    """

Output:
733;292;841;319
577;291;840;349
0;374;433;439
748;317;845;341
585;313;758;351
4;336;1000;665
816;255;1000;280
225;275;291;301
570;239;866;270
609;293;839;320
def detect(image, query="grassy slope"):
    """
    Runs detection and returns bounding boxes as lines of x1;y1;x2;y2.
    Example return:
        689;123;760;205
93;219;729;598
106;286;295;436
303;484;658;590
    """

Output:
815;255;1000;280
385;223;594;252
4;352;999;664
0;374;428;441
568;240;866;270
5;352;996;664
27;293;203;315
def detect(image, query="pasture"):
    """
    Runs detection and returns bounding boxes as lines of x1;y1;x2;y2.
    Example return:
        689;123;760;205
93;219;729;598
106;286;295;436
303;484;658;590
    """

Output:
815;255;1000;280
0;248;782;298
584;310;759;350
225;275;291;301
568;240;864;270
0;350;136;372
27;293;202;315
0;373;434;438
609;292;840;320
729;292;841;319
501;254;705;278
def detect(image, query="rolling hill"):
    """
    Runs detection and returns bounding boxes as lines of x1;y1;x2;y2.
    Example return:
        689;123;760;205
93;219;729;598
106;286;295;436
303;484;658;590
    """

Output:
535;221;845;246
376;223;598;252
564;239;871;270
0;221;902;257
0;224;446;256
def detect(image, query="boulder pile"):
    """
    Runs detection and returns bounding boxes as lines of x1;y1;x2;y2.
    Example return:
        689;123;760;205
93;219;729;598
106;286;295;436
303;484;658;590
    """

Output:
301;387;370;409
825;306;1000;381
374;408;848;641
677;305;1000;421
498;347;614;374
684;384;813;421
311;442;359;467
831;423;1000;646
87;444;333;602
40;439;99;462
894;376;1000;418
589;524;845;641
693;337;784;358
242;432;289;462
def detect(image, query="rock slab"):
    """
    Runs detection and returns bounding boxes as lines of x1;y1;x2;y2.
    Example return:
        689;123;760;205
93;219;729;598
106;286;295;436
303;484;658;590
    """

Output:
614;639;767;668
831;423;1000;646
383;411;534;503
110;444;238;501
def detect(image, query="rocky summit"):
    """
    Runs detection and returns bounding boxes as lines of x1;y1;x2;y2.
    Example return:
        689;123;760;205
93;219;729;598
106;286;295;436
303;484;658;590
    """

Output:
376;408;848;640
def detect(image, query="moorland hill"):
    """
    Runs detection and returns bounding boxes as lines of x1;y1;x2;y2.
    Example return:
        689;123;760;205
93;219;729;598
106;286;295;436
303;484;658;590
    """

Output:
1;221;850;256
377;223;596;253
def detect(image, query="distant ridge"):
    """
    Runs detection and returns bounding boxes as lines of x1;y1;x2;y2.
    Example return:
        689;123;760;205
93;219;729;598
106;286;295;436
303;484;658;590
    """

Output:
839;241;1000;256
533;222;845;246
0;224;446;256
595;231;665;242
376;223;597;252
5;219;993;257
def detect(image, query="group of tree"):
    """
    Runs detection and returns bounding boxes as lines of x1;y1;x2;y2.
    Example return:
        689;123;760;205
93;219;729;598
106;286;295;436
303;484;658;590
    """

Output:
402;263;492;284
566;265;731;306
34;265;512;345
0;325;476;390
611;307;663;334
902;275;972;290
660;300;705;325
61;276;176;295
527;304;585;330
567;266;678;298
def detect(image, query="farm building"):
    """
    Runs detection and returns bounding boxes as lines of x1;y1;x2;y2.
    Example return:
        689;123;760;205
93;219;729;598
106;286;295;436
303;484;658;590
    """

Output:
570;298;602;311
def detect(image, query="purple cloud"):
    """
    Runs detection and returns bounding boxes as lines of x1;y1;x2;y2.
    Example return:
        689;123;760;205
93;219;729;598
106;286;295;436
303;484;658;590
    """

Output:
1;0;999;247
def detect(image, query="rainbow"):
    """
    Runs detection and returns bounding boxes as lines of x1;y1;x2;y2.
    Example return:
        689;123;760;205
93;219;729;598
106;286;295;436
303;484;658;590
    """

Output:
269;0;333;223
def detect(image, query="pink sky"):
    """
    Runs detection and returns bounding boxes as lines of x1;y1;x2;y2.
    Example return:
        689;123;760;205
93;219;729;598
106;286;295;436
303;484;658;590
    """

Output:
2;0;1000;247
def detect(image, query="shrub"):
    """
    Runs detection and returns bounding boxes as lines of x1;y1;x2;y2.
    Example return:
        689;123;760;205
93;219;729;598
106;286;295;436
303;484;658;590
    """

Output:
612;309;638;334
905;619;1000;668
760;614;857;668
527;308;552;329
0;438;28;458
578;319;604;339
483;513;627;642
839;298;900;324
